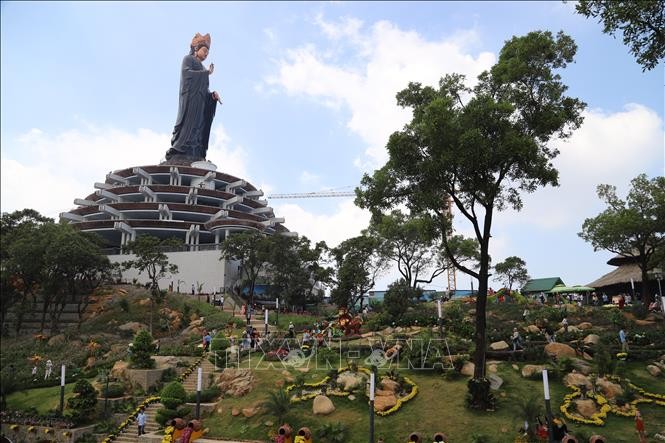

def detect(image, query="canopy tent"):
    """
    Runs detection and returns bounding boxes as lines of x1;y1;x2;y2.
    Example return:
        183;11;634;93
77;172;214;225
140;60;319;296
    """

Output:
548;284;595;294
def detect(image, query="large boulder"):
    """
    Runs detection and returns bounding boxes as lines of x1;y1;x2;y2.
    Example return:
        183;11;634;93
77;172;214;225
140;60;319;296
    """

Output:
574;399;598;418
118;321;146;333
563;372;592;390
48;334;66;347
110;360;130;380
596;377;623;399
242;406;259;418
557;325;581;334
577;322;593;330
374;391;398;412
313;395;335;415
461;362;475;377
490;341;510;351
647;365;662;377
526;325;541;334
544;342;577;359
380;378;400;393
216;368;256;397
337;371;365;391
521;365;545;378
583;334;600;346
570;358;593;375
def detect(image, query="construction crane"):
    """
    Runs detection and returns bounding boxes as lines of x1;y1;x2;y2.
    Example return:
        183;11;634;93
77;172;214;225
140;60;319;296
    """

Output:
267;190;355;199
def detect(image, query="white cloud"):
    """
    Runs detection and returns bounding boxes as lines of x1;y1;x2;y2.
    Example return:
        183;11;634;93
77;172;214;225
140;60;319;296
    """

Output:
273;199;370;248
493;103;664;230
1;124;250;219
299;170;320;185
265;16;495;169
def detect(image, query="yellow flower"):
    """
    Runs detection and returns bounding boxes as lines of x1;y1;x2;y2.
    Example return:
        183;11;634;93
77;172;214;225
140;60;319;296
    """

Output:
10;424;19;431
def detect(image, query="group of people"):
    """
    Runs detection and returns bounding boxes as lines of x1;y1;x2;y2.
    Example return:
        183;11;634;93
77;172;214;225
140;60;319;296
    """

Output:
30;358;54;381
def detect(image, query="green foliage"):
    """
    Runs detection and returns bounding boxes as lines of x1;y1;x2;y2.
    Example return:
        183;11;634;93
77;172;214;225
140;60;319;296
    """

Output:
383;280;421;321
210;336;230;353
579;174;665;306
574;0;665;70
186;386;221;403
66;379;98;424
469;434;491;443
594;341;615;376
466;378;495;410
118;297;130;313
160;381;187;409
104;383;125;398
220;231;271;306
122;236;180;293
263;389;291;424
155;407;178;426
316;422;350;443
74;433;98;443
494;256;530;293
130;329;156;369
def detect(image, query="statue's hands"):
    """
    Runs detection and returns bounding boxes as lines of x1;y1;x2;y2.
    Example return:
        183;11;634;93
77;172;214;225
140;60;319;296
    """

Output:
208;63;215;75
212;91;221;104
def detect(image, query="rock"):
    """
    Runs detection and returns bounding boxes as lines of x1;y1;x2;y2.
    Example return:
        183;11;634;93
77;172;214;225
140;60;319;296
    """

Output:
216;368;256;397
635;319;655;326
521;365;545;378
281;370;291;377
488;374;503;390
647;365;662;377
374;392;398;412
544;342;577;359
312;395;335;415
563;373;592;390
394;327;403;333
578;322;593;330
570;358;593;375
110;360;130;380
190;317;204;327
337;371;365;391
574;399;598;418
527;325;541;334
382;327;394;335
274;380;285;388
488;364;497;373
242;407;259;418
380;378;400;393
296;367;310;373
48;334;66;346
118;321;145;333
583;334;600;346
490;341;510;351
512;364;519;371
231;408;240;416
596;377;623;398
138;298;151;306
348;394;356;401
461;362;475;377
265;421;274;427
361;332;374;338
85;356;96;368
557;325;581;334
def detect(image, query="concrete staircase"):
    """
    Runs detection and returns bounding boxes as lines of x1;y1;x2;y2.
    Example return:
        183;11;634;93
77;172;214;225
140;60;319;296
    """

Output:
113;401;162;443
181;357;217;392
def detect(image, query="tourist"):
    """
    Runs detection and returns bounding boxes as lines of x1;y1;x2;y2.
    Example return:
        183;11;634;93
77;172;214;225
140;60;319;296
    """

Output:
44;359;53;380
161;419;177;443
220;294;225;310
180;421;195;443
203;332;212;352
635;410;647;443
31;365;38;381
591;292;598;305
551;416;568;442
154;339;160;354
601;293;608;304
137;407;146;436
625;293;632;305
545;325;556;344
288;321;295;338
165;33;220;161
511;328;523;351
191;284;195;296
561;317;569;333
618;294;625;310
241;304;247;317
522;308;529;322
302;329;312;346
619;327;629;352
539;292;546;304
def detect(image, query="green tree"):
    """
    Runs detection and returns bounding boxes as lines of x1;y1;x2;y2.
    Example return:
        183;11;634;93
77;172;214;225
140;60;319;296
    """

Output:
330;235;388;310
368;210;448;289
220;232;272;320
66;379;98;424
494;256;530;293
263;389;291;425
383;279;423;321
122;236;180;333
130;329;156;369
574;0;665;71
356;31;585;408
579;174;665;306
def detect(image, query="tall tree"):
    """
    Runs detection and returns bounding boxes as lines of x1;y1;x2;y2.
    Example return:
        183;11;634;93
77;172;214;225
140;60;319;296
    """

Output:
579;174;665;305
330;235;388;311
122;236;180;333
574;0;665;71
220;231;272;320
494;256;530;293
368;210;448;289
356;31;585;408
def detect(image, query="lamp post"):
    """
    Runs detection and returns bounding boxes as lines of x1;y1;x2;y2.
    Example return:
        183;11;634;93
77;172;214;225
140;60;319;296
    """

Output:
102;368;110;419
542;369;554;443
275;298;280;327
59;364;66;415
368;368;376;443
195;367;202;419
437;298;443;337
264;307;269;336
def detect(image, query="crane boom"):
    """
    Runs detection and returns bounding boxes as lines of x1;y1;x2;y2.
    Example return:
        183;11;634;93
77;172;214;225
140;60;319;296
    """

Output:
267;191;355;199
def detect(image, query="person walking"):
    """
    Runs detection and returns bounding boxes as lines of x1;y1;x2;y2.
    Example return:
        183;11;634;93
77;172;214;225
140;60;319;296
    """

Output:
44;359;53;380
203;332;212;352
635;410;647;443
561;317;569;333
137;407;146;436
511;328;523;351
619;327;629;353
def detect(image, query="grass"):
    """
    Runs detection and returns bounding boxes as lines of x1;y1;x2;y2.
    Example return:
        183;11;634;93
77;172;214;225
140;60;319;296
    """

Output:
6;383;76;415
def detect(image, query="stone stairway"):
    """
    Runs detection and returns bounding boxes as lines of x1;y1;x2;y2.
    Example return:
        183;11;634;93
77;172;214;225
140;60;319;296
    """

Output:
181;356;217;392
113;401;162;443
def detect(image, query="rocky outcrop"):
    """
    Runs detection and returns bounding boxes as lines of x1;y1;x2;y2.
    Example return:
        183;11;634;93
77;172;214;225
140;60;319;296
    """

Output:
313;395;336;415
563;372;592;390
647;365;662;377
337;371;365;391
216;368;255;397
521;365;545;378
574;399;598;418
577;322;593;330
583;334;600;346
490;341;510;351
544;342;577;359
596;377;623;399
118;321;146;333
374;391;398;412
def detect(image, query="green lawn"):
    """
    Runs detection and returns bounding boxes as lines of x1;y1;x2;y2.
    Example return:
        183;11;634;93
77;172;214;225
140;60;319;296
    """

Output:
7;383;76;414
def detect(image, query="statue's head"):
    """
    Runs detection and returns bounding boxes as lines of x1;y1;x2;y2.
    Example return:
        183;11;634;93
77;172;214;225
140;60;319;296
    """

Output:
190;33;211;58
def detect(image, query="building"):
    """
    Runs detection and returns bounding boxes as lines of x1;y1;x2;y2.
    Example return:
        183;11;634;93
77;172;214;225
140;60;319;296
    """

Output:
521;277;565;295
587;254;644;296
59;159;292;294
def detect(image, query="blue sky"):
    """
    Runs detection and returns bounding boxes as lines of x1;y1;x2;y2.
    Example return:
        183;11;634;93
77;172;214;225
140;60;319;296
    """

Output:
2;1;663;292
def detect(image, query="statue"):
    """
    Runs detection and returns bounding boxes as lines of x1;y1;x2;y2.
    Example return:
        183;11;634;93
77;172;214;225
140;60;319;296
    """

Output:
165;33;221;161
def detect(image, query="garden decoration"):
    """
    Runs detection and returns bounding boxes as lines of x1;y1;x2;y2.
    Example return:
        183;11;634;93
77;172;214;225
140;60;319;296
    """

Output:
337;307;363;336
285;366;418;416
559;375;665;426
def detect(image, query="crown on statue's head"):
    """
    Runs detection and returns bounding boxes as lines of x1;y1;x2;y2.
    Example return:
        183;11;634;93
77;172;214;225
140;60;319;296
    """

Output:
191;33;211;49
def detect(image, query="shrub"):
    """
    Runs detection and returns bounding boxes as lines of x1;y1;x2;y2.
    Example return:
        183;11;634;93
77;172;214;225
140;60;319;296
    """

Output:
316;422;350;443
155;407;178;427
186;386;221;403
66;379;98;424
118;298;130;313
210;336;230;352
130;329;156;369
160;381;187;409
103;383;125;398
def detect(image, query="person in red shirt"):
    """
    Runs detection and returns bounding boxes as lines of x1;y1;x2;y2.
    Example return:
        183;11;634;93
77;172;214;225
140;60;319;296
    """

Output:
618;294;626;310
180;422;194;443
635;410;646;443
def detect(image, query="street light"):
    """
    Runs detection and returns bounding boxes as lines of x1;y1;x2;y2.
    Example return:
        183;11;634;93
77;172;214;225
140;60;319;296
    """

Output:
101;368;110;419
